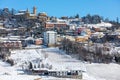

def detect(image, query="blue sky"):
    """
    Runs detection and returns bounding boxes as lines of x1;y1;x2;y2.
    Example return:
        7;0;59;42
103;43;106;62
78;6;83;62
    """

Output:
0;0;120;21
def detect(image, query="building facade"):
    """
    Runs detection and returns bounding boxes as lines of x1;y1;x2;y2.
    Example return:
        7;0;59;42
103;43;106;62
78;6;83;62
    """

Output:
44;31;57;46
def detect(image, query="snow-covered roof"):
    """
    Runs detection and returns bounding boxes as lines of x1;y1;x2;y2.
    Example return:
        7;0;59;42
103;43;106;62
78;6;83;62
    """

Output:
39;12;47;15
0;37;21;41
29;14;36;16
56;19;67;22
92;32;104;35
0;23;3;25
46;31;57;34
46;21;67;24
15;13;25;15
96;22;112;27
19;10;26;12
86;22;112;28
91;32;105;37
25;37;34;40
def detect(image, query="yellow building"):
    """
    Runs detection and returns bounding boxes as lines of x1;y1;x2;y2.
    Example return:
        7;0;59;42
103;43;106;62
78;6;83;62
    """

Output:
75;36;89;42
38;12;49;21
86;29;91;36
14;6;37;20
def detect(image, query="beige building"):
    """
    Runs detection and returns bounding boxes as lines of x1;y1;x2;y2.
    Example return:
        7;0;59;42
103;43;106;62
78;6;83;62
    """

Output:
75;36;89;42
14;6;37;20
38;12;49;22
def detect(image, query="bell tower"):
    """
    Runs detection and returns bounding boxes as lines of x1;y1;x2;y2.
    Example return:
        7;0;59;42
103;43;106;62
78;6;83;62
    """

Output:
25;8;30;19
33;6;36;15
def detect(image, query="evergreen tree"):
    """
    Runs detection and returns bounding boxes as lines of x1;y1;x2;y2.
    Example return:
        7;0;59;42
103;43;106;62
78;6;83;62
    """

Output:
116;17;119;24
75;14;79;18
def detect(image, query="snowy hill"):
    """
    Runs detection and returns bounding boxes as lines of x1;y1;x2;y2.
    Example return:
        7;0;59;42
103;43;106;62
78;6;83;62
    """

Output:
0;47;120;80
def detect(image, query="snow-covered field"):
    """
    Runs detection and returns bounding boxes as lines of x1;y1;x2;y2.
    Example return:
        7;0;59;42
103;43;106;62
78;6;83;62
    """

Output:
0;46;120;80
0;60;41;80
86;63;120;80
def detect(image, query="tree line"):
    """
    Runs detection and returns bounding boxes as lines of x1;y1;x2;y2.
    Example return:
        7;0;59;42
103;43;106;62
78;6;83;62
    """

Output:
0;8;16;19
60;39;120;63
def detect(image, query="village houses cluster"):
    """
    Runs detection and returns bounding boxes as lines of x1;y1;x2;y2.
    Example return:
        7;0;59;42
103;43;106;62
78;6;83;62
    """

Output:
0;7;120;79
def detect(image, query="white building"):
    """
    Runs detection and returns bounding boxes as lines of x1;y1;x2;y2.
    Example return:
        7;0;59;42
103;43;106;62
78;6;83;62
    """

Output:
86;22;112;28
44;31;57;46
0;22;3;28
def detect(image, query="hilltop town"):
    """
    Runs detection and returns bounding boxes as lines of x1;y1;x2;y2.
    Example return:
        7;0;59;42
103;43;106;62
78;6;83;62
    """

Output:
0;7;120;80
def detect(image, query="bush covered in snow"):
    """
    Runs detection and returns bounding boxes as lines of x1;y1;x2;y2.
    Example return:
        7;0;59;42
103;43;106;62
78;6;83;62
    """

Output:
6;59;14;66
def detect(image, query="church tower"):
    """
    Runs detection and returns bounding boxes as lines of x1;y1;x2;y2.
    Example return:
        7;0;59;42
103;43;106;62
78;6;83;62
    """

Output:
26;8;29;13
33;6;37;15
25;8;30;19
